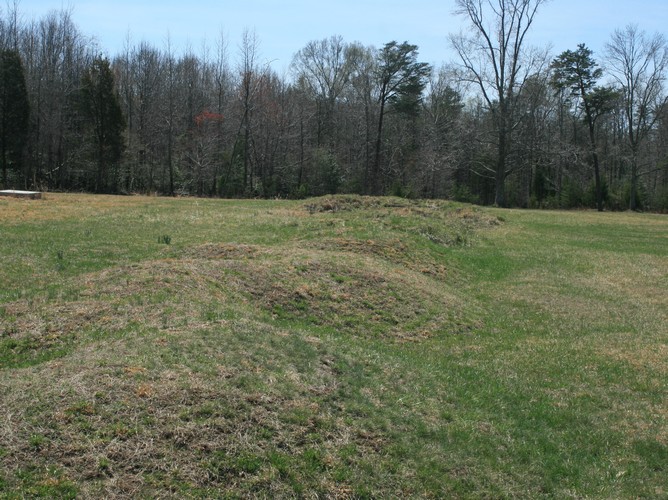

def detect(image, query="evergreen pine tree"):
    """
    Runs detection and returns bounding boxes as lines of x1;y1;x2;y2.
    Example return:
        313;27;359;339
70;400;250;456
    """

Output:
80;57;126;193
0;49;30;189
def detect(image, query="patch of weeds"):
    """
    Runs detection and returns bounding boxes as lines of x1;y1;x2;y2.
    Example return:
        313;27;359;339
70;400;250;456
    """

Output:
284;406;314;426
65;401;97;417
256;426;276;440
203;309;220;323
202;303;233;323
206;450;264;479
98;457;111;474
0;318;18;338
338;443;358;463
272;304;288;319
129;294;145;306
101;423;135;441
193;402;217;420
330;273;350;284
353;484;374;499
268;450;292;478
290;297;309;312
634;439;668;471
418;225;470;247
294;263;309;273
301;448;328;475
233;373;264;392
158;234;172;245
28;434;47;450
0;334;76;369
290;478;306;496
55;249;66;271
15;465;77;499
332;465;352;482
235;453;265;474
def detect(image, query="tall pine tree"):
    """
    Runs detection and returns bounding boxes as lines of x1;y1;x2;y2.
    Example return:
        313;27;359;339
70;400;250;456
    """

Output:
80;57;125;193
551;45;618;211
0;49;30;189
371;41;430;195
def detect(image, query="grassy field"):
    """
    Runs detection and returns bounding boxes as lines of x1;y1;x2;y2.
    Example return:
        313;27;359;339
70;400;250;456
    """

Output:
0;193;666;498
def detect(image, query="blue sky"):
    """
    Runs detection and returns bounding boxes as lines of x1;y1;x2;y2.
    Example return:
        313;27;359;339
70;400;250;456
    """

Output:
19;0;668;72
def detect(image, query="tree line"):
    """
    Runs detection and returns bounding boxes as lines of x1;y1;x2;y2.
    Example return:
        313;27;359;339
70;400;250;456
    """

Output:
1;1;667;210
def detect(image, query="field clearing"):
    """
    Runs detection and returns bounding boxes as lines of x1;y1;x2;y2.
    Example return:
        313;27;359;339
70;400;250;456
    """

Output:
0;193;667;498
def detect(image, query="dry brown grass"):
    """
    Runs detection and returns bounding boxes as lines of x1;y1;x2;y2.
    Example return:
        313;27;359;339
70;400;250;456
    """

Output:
0;313;390;497
0;193;158;224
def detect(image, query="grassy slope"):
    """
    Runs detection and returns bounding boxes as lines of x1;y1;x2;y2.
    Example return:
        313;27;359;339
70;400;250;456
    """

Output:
0;194;666;498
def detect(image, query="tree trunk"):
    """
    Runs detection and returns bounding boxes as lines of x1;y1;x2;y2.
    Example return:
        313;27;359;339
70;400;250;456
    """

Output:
495;125;507;207
629;148;639;211
587;117;604;212
1;143;7;189
167;129;173;195
592;150;603;212
630;163;639;211
372;99;386;196
495;163;505;207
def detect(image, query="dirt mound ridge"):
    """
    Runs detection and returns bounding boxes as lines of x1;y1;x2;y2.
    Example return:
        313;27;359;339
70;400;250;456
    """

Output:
1;243;474;366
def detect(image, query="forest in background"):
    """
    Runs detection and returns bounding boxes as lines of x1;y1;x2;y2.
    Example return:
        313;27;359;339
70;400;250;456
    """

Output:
1;1;667;210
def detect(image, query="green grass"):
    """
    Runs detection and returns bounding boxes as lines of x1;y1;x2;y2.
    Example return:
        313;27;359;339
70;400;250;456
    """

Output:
0;194;666;498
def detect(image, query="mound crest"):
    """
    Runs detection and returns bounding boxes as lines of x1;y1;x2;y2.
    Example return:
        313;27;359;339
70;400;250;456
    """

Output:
0;241;473;363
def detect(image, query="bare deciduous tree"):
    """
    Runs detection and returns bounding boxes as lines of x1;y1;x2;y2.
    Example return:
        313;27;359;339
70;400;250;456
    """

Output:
450;0;548;206
235;29;263;194
606;25;668;210
292;35;352;148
